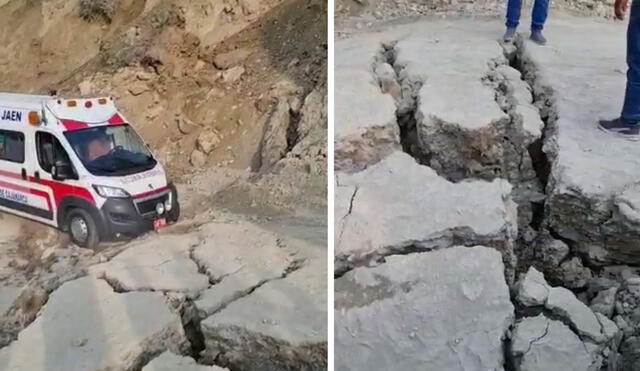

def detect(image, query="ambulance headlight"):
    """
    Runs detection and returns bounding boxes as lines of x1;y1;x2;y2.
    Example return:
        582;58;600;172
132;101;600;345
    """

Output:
93;185;130;199
156;202;165;215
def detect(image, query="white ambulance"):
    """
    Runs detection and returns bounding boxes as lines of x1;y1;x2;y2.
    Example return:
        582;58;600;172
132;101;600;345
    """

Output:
0;93;180;248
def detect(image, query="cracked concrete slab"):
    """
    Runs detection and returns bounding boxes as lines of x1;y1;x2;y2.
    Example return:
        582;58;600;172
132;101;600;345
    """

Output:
511;314;593;371
335;246;514;371
334;35;400;172
0;277;187;371
546;286;609;343
88;235;209;293
519;17;640;265
200;262;327;371
335;151;517;271
517;267;617;344
382;20;543;186
191;222;292;285
142;352;228;371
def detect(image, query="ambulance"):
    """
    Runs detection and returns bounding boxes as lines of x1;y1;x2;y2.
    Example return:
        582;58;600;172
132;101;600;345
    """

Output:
0;93;179;248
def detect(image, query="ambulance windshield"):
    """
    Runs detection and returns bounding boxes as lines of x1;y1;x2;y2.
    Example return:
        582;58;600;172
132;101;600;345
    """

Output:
64;124;157;176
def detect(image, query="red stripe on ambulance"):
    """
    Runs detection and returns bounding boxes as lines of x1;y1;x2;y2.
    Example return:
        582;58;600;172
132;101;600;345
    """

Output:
0;179;52;211
108;113;124;125
0;169;95;207
132;186;169;200
60;119;89;131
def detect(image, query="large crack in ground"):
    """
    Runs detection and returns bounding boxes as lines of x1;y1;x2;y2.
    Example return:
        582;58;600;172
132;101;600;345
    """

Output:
356;33;634;371
374;42;427;163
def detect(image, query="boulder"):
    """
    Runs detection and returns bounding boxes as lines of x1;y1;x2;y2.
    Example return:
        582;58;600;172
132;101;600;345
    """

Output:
516;267;550;307
221;66;245;83
196;130;222;154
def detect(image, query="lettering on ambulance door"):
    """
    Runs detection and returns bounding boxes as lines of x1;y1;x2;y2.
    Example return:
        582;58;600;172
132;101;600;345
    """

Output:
0;129;52;220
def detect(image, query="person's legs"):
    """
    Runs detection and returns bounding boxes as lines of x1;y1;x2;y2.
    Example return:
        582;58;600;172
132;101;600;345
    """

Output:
531;0;549;31
504;0;522;41
600;4;640;141
505;0;522;29
529;0;549;45
622;0;640;123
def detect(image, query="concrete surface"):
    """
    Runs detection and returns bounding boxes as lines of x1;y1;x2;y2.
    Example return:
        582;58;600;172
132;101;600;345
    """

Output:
335;151;517;263
88;235;209;293
0;277;187;371
143;352;229;371
334;35;400;172
335;246;514;371
191;222;292;285
521;17;640;265
200;262;327;371
511;315;594;371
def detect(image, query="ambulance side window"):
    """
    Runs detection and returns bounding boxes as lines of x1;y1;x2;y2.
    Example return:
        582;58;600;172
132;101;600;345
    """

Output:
36;132;71;173
0;129;25;163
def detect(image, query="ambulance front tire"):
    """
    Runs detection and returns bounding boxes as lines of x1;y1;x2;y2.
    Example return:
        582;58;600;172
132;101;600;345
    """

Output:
66;208;100;249
167;201;180;224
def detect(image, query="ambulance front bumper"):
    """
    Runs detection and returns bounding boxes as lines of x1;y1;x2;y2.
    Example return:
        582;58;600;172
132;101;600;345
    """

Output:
97;185;178;240
99;198;155;238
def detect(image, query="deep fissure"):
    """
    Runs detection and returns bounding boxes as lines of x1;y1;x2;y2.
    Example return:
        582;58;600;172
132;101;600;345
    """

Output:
375;42;428;164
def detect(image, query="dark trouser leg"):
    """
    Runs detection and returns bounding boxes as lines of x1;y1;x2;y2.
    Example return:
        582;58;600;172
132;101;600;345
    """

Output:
622;1;640;123
531;0;549;31
506;0;522;28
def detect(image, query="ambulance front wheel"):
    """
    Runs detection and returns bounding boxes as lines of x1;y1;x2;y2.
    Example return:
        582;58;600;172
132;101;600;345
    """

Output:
167;201;180;223
67;208;100;249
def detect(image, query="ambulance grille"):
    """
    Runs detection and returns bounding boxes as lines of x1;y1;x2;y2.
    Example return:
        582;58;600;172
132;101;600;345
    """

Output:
135;194;168;216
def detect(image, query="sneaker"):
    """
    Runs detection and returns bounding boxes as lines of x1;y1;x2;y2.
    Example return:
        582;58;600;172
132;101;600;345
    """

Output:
503;27;517;42
598;118;640;141
530;30;547;45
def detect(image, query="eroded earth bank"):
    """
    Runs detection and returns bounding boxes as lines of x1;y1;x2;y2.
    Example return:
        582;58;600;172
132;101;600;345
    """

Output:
335;16;640;371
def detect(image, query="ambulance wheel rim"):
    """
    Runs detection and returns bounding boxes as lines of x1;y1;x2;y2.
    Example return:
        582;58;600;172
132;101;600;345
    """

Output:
70;217;89;243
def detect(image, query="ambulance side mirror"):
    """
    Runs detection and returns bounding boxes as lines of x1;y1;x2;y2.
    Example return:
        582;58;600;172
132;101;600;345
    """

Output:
52;160;76;181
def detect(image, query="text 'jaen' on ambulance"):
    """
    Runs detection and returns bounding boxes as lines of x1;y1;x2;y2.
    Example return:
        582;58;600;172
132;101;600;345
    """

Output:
0;93;180;249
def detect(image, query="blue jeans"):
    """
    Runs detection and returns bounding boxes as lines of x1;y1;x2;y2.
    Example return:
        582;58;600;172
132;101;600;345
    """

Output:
622;1;640;123
506;0;549;31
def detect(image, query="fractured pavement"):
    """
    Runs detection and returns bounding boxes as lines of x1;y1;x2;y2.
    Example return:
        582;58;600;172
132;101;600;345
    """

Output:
335;246;514;371
0;277;188;371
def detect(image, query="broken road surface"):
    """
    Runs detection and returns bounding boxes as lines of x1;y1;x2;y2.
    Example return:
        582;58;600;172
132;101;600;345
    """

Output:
335;15;638;370
0;218;327;371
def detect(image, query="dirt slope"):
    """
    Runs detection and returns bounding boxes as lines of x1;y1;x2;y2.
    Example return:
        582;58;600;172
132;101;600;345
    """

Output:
0;0;327;215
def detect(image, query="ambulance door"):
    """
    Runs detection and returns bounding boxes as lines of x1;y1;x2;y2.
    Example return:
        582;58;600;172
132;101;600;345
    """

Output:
0;126;54;223
32;130;83;226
